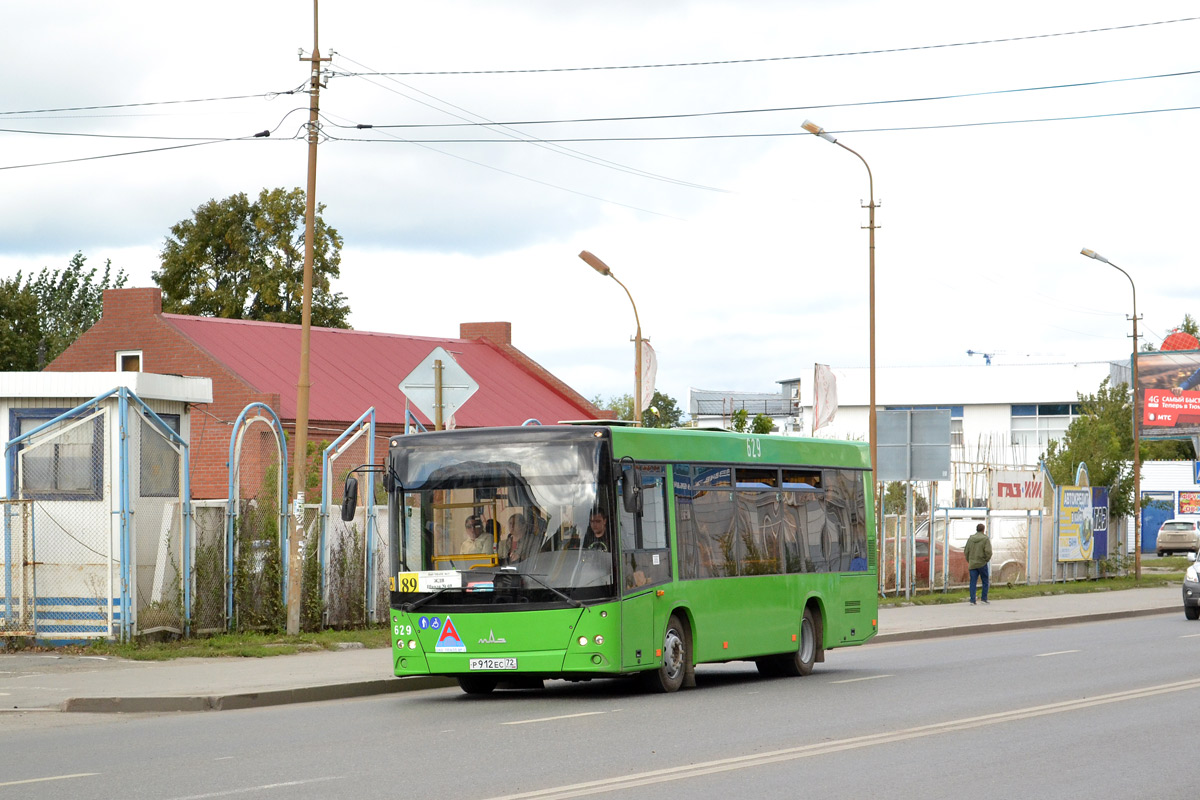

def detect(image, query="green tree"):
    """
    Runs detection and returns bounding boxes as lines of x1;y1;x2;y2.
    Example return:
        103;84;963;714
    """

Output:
751;413;775;434
731;408;749;432
0;251;125;370
643;391;684;428
883;482;929;515
154;187;350;327
0;275;41;370
25;251;128;366
1045;377;1194;519
592;393;635;421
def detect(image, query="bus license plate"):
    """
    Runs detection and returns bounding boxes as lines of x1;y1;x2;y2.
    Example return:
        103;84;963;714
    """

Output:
469;657;517;671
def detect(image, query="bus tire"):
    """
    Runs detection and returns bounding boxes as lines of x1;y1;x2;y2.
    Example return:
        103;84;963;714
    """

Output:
645;614;688;693
778;607;819;677
457;675;499;695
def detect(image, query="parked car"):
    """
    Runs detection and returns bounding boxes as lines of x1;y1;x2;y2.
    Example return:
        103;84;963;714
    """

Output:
914;536;969;585
1184;559;1200;620
1156;519;1199;557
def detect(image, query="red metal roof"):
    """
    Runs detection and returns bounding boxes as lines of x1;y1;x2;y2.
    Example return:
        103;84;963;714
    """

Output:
162;315;597;427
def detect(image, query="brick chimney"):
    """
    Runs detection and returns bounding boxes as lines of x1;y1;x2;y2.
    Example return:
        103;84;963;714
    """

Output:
103;286;163;317
460;321;512;346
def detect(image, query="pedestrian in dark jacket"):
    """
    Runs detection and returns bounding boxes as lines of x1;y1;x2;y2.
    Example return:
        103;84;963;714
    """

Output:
964;523;993;605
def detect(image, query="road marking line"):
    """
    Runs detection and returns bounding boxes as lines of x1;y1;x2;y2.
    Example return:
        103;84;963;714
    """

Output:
0;773;99;788
1181;633;1200;638
1034;650;1081;657
482;677;1200;800
504;711;607;726
169;777;339;799
830;674;893;684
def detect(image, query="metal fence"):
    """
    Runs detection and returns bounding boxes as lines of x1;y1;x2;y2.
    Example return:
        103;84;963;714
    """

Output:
2;389;190;641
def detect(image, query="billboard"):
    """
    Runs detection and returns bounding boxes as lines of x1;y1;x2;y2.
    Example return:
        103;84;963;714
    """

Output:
1137;349;1200;440
1057;485;1094;561
989;469;1045;511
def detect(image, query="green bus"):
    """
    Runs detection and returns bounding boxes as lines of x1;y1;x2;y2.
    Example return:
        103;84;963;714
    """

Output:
347;424;877;694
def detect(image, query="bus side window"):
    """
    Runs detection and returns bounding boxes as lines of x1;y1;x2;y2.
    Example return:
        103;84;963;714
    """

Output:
622;471;671;591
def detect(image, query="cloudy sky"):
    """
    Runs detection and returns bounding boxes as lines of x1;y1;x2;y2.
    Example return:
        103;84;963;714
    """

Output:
4;2;1198;413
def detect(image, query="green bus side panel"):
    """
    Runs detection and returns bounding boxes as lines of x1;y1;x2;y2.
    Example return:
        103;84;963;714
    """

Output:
608;427;871;471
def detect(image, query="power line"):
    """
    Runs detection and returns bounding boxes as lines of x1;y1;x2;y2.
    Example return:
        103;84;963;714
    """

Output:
0;132;271;172
333;52;729;194
332;17;1200;76
336;68;1200;130
324;103;1200;144
0;88;304;117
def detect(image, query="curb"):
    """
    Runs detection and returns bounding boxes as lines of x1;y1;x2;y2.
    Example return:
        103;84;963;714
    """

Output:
873;604;1178;644
61;675;456;714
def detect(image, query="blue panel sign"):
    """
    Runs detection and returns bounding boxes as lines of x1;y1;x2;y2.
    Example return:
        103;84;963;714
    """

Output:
1091;486;1110;561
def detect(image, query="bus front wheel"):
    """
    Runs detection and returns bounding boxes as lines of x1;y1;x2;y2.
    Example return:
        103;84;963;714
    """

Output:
646;614;688;693
777;607;819;677
457;675;498;695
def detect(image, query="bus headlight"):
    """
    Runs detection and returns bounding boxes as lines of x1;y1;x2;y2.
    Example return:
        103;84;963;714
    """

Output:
578;636;588;647
594;635;604;645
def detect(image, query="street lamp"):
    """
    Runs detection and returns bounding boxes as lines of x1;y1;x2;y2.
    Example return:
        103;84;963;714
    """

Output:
1081;247;1141;580
801;120;879;482
579;250;643;426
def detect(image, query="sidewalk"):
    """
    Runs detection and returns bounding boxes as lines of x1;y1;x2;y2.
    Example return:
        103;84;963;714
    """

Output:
0;586;1181;714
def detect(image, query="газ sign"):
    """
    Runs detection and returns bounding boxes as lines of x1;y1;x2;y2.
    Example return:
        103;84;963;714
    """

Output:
989;469;1044;511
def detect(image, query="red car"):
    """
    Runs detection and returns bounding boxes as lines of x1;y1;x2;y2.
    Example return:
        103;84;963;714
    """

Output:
914;537;969;585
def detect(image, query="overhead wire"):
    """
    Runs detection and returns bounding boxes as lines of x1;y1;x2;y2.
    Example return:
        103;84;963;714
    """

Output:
332;52;729;193
333;17;1200;76
323;103;1200;144
339;68;1200;130
0;86;305;117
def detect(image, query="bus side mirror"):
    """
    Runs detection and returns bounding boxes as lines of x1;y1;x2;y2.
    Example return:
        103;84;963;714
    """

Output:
341;476;359;522
621;463;642;515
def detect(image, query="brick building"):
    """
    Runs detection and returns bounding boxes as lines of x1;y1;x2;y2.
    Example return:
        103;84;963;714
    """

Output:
47;288;605;499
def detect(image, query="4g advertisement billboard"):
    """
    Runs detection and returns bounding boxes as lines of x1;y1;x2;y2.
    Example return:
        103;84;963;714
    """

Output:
1137;349;1200;441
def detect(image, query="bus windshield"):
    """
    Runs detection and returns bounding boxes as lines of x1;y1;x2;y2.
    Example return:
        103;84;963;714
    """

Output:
390;432;616;606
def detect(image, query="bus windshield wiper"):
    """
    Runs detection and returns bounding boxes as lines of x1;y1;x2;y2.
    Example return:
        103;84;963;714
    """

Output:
403;588;450;612
499;567;583;608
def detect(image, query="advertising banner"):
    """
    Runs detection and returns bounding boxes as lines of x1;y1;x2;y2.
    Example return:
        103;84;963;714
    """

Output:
1057;486;1094;561
989;469;1044;511
1137;350;1200;440
1091;486;1110;560
1180;491;1200;516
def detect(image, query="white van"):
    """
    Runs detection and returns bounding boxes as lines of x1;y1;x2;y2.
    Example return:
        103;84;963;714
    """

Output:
917;511;1052;584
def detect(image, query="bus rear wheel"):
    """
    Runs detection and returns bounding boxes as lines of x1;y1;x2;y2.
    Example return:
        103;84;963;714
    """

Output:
457;675;498;695
645;614;688;693
776;607;819;677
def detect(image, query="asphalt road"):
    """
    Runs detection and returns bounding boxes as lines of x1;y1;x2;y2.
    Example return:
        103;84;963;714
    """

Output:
3;614;1198;799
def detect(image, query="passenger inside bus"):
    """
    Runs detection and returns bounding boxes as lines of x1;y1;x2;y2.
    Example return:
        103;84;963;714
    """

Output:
460;515;491;555
503;513;538;564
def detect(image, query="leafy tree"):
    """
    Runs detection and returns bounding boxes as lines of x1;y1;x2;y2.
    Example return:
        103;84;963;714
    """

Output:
0;275;41;370
751;413;775;434
591;391;684;428
26;252;128;366
0;251;126;370
154;187;350;328
731;408;749;432
1045;377;1194;519
643;391;684;428
592;393;635;422
883;482;930;516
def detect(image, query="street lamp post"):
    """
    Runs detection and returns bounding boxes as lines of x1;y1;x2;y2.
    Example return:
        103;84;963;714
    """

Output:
579;250;643;426
801;121;879;482
1081;247;1141;581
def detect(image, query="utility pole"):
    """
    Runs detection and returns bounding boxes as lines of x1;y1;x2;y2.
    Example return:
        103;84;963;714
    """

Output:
287;0;330;636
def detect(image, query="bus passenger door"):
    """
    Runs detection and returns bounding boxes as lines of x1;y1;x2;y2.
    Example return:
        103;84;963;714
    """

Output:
621;590;656;670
